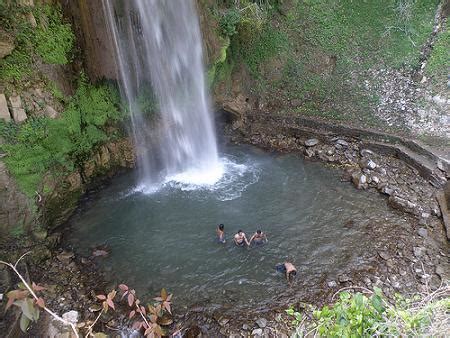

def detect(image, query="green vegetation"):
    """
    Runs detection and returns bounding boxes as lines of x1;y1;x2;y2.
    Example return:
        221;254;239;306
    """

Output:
34;5;74;64
239;25;288;76
0;2;74;85
426;27;449;76
0;78;124;197
219;8;241;37
210;0;442;132
287;286;450;337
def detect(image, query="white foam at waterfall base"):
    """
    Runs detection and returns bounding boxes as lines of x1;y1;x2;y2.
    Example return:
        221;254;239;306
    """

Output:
133;155;261;201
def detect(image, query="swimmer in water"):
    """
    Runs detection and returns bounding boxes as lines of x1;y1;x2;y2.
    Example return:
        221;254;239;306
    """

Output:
216;224;226;243
276;262;297;285
234;230;249;246
249;229;268;246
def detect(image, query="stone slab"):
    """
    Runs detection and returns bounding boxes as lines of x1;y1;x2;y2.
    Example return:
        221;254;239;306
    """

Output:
0;94;11;121
9;95;22;109
11;108;27;123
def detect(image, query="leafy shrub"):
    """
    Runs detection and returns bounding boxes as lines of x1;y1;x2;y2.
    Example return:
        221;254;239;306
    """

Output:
0;78;123;196
288;286;450;337
220;9;241;37
34;5;74;64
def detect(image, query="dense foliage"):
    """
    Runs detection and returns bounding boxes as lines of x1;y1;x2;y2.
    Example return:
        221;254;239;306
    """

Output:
0;2;74;84
0;78;123;197
287;286;450;337
34;5;75;64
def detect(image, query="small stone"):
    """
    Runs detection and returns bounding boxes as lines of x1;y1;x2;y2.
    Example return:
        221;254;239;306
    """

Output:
219;318;230;326
378;251;390;260
381;185;394;195
62;310;79;324
352;172;368;189
326;148;335;156
57;251;74;264
304;148;315;158
413;247;425;258
256;318;267;328
435;265;445;279
327;280;337;288
376;167;387;176
252;328;263;336
305;138;319;147
359;158;377;170
372;176;380;184
338;274;351;283
336;139;349;147
360;149;374;157
242;324;250;331
44;105;59;119
417;228;428;238
431;207;441;217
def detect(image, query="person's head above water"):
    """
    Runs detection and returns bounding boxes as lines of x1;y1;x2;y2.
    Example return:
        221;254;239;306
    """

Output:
218;224;224;231
237;229;243;234
257;229;262;234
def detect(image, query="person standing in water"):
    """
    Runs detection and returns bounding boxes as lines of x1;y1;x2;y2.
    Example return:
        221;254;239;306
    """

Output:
234;230;249;246
216;224;226;243
249;229;268;245
276;262;297;284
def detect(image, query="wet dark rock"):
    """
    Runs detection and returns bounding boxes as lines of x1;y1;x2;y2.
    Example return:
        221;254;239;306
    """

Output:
305;138;319;147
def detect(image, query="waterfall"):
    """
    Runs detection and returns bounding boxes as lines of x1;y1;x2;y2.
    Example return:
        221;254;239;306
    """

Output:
103;0;223;188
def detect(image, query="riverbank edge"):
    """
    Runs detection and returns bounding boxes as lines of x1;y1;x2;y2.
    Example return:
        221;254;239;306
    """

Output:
226;111;449;232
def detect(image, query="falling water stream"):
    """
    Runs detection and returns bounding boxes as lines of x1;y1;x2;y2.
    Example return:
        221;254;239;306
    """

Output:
103;0;222;188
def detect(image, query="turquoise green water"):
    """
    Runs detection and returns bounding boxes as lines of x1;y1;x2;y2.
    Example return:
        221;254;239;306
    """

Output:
67;145;406;311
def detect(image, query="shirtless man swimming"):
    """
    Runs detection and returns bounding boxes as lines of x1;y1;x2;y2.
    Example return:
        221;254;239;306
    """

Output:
234;230;249;246
249;229;268;245
276;262;297;284
216;224;226;243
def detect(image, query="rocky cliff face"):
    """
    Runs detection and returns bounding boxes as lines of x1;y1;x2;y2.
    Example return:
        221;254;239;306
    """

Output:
61;0;117;81
42;137;135;229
